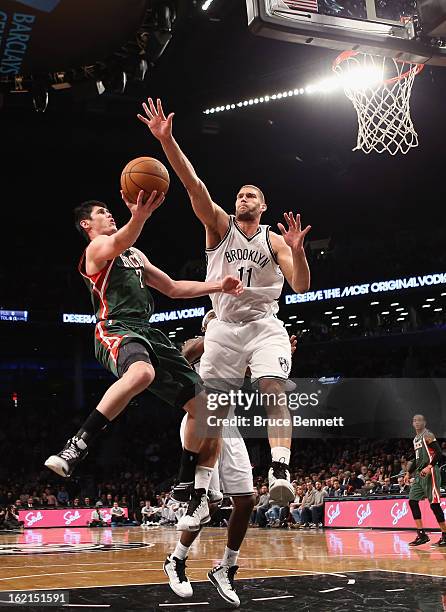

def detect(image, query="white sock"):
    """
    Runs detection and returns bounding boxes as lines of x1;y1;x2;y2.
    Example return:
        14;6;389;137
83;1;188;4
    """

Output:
221;546;239;567
271;446;290;465
173;541;190;560
195;465;214;492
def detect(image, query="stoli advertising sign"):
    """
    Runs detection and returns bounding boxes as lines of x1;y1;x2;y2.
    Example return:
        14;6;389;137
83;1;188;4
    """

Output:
19;508;128;529
324;498;446;529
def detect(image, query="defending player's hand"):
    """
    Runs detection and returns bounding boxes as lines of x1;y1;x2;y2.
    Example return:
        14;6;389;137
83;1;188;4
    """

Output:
420;466;432;478
121;189;165;220
277;212;311;252
137;97;174;142
221;275;244;296
289;334;297;355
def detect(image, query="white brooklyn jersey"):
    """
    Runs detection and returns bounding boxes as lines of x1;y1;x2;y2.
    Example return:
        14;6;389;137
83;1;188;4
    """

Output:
206;215;284;323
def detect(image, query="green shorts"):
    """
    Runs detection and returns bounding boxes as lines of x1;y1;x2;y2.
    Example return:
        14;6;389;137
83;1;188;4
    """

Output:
94;318;201;409
409;467;442;504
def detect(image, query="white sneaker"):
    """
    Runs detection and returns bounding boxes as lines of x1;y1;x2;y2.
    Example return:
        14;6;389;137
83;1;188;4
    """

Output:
44;436;88;478
176;491;210;532
208;489;223;504
208;565;240;607
163;555;193;598
268;461;294;504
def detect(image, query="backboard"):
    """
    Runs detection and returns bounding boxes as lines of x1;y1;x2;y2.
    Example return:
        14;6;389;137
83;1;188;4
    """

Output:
246;0;446;66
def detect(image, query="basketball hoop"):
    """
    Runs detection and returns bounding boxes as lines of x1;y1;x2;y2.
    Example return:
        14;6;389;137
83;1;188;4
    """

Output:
333;51;424;155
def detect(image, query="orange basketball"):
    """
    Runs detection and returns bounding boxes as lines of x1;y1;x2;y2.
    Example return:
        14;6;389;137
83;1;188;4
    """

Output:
120;156;170;204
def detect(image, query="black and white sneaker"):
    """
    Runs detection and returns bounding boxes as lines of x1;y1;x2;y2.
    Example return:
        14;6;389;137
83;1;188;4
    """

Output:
268;461;295;504
176;490;210;532
171;482;193;503
44;436;88;477
163;555;193;598
409;532;430;546
208;565;240;607
433;535;446;547
208;489;223;504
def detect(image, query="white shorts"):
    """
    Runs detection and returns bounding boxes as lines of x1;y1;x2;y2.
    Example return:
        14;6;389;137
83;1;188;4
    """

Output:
180;415;253;497
199;316;291;387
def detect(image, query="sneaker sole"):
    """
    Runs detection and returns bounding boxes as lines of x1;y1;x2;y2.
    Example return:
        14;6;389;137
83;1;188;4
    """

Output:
163;561;193;598
269;479;295;504
409;540;430;546
207;571;240;608
44;456;69;478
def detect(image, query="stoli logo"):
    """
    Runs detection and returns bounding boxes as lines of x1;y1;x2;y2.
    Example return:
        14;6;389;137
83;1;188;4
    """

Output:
63;511;81;526
390;501;408;525
25;512;43;527
356;503;372;526
326;503;341;525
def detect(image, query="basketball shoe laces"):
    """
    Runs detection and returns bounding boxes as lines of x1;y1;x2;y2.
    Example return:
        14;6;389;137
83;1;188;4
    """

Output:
185;491;205;518
220;565;238;590
60;439;82;462
272;460;288;479
172;557;188;583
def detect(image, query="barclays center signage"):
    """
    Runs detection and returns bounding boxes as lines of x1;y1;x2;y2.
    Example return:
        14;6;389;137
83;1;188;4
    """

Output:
0;0;146;74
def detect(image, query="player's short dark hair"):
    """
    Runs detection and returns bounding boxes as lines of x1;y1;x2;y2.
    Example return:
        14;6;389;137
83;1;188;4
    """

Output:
241;184;265;203
74;200;108;242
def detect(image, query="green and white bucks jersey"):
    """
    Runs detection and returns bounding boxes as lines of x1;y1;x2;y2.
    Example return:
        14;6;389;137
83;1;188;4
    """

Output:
206;215;284;323
413;429;436;473
79;247;154;321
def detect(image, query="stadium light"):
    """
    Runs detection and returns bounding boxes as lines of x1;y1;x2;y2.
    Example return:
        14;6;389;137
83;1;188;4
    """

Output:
201;0;215;10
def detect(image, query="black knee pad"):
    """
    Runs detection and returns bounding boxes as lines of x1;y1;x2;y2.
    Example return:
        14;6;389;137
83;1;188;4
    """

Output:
117;342;152;378
409;499;421;520
430;503;445;523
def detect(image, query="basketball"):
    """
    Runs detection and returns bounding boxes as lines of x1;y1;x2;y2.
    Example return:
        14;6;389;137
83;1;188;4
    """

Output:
120;156;170;204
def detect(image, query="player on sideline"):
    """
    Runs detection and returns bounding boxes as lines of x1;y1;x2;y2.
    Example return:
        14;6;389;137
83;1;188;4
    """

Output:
138;98;311;517
405;414;446;547
44;189;243;496
164;311;297;606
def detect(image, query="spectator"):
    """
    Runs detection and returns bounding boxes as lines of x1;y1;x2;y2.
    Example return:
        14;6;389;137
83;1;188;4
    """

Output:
89;502;107;527
4;505;24;530
83;497;92;508
300;482;316;527
290;485;304;527
310;482;326;528
251;485;270;528
141;500;159;527
57;486;69;507
71;497;81;508
110;502;127;525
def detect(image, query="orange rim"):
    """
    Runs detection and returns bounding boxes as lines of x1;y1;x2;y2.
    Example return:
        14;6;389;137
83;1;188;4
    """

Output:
333;50;424;84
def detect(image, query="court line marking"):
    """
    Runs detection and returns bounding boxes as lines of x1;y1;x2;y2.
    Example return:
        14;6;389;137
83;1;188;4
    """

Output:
348;579;356;585
252;595;294;601
159;604;208;608
319;587;344;593
386;589;405;592
0;571;347;592
374;568;446;579
62;606;111;609
3;568;440;594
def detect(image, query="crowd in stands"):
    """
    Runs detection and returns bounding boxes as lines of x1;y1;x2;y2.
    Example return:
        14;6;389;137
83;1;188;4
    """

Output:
1;437;445;531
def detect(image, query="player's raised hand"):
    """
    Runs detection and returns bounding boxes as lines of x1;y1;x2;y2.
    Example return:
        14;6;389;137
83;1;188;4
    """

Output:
221;275;244;296
137;98;174;142
121;189;165;220
278;212;311;252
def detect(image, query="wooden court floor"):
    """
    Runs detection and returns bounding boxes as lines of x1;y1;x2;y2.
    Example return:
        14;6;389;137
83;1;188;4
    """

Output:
0;526;445;610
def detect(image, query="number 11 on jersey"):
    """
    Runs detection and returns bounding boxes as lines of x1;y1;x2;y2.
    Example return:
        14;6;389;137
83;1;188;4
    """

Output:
238;267;252;287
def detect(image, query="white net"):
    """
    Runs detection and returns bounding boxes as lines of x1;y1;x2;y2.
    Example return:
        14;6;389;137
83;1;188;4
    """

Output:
333;52;423;155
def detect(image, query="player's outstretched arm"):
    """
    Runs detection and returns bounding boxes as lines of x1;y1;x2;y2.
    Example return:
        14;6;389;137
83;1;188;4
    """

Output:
134;250;243;299
88;189;164;265
137;97;229;234
270;212;311;294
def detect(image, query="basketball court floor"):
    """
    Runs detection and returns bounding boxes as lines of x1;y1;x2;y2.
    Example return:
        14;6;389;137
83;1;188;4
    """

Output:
0;526;445;610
